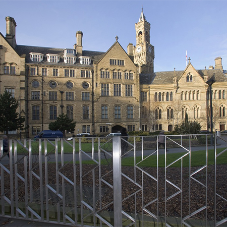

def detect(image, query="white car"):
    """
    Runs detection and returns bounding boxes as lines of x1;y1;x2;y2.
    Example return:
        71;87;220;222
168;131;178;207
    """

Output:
106;132;121;137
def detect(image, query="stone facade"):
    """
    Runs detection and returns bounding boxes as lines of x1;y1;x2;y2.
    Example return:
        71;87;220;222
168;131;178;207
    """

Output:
0;12;227;138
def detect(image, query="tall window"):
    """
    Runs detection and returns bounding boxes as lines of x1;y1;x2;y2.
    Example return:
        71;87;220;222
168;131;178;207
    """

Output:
42;68;47;76
220;105;225;117
50;105;57;120
101;84;109;96
158;92;161;101
49;91;57;100
5;88;15;97
82;92;90;100
81;70;90;78
194;106;199;119
141;106;147;118
83;105;89;119
127;105;133;119
32;105;39;120
10;66;15;75
4;66;9;74
66;92;74;100
31;91;40;100
166;92;169;101
154;92;157;101
65;69;74;77
223;90;225;99
101;105;108;119
182;107;188;119
100;126;109;133
31;68;36;76
114;105;121;119
32;126;41;135
114;84;121;96
170;91;173;101
125;84;133;96
155;108;162;120
127;125;135;132
219;90;222;99
167;107;173;119
53;69;58;77
67;105;73;119
82;125;90;133
197;90;199;100
141;91;147;102
100;70;110;79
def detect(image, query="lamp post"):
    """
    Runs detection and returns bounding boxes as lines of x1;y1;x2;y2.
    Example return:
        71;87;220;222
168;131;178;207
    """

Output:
206;77;215;145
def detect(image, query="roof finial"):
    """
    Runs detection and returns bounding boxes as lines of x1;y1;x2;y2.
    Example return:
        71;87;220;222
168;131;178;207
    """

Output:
115;36;118;42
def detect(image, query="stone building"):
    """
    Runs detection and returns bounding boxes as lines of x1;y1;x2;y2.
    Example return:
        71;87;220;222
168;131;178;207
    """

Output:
0;11;227;138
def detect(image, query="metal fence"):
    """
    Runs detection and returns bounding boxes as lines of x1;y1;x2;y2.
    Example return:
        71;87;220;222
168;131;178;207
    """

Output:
0;134;227;226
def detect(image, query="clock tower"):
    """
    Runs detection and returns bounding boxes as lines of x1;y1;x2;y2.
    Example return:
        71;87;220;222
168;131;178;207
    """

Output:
134;9;154;74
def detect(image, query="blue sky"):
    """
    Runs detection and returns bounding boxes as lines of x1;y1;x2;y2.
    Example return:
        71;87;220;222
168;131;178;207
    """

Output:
1;0;227;72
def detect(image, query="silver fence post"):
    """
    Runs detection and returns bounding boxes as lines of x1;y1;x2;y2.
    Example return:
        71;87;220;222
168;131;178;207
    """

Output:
113;136;122;226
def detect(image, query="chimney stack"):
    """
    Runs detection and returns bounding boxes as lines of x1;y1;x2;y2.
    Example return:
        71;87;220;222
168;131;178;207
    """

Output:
76;31;83;57
127;43;133;56
215;57;223;70
5;16;17;48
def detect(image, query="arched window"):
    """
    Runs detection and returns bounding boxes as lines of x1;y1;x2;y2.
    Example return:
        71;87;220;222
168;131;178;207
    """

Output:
220;105;226;117
197;90;199;100
193;105;199;119
193;91;195;100
154;92;157;101
219;90;222;99
223;90;225;99
155;108;162;120
162;92;165;101
182;106;188;119
167;107;173;119
181;92;183;100
166;92;169;101
185;91;187;100
170;92;173;101
158;92;161;101
189;91;191;100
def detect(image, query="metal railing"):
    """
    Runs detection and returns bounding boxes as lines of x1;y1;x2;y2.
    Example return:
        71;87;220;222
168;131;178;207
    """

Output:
0;134;226;226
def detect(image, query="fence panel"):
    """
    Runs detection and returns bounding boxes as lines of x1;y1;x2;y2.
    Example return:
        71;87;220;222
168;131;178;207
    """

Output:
0;134;226;226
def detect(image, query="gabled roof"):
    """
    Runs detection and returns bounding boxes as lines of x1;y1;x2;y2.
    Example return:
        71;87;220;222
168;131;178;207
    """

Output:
96;40;135;65
151;68;227;85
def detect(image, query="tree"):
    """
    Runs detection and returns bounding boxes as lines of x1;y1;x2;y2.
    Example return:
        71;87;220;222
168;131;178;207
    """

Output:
174;113;201;134
0;91;25;135
49;114;76;136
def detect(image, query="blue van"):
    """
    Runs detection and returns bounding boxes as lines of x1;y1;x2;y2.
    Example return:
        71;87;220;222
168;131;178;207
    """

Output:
34;130;63;139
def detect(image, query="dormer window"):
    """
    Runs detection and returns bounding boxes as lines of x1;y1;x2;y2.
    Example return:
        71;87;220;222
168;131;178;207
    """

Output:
46;54;60;63
63;49;76;64
79;56;91;65
64;57;76;64
30;52;44;62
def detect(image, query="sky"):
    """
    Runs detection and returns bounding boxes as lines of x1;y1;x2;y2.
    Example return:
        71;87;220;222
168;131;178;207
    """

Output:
1;0;227;72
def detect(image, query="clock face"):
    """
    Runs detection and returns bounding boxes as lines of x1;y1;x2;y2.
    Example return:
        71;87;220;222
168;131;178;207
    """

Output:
136;46;141;53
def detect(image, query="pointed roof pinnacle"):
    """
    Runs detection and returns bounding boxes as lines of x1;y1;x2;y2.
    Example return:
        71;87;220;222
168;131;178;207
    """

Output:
139;8;146;22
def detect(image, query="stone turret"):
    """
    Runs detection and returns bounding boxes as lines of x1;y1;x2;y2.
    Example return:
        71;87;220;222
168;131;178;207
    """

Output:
5;16;17;48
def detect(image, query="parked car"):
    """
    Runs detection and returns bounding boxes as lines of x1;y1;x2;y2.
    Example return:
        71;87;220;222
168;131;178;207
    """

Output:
34;130;63;139
106;132;121;137
76;133;91;137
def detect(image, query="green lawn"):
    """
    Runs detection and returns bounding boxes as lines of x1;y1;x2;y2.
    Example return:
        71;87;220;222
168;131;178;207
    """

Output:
82;147;227;167
15;139;112;155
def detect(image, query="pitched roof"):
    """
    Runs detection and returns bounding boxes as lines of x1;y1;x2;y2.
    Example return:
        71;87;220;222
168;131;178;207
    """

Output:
151;68;227;85
15;45;105;65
